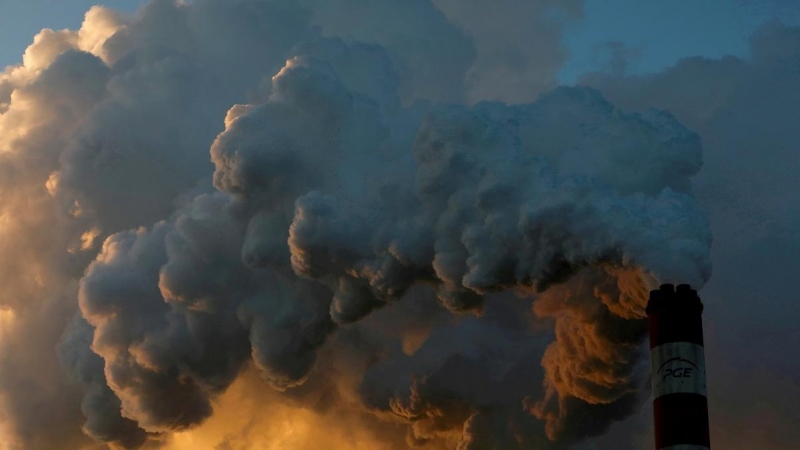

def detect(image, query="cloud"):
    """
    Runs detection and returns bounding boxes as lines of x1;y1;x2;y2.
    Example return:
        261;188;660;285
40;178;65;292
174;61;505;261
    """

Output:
0;1;734;449
300;0;475;103
0;26;120;450
431;0;584;103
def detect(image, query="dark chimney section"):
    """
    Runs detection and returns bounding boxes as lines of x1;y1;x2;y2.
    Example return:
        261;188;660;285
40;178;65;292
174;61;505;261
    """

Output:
646;284;711;450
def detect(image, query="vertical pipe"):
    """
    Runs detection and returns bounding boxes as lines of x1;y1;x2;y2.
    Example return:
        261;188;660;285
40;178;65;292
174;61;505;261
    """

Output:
646;283;710;450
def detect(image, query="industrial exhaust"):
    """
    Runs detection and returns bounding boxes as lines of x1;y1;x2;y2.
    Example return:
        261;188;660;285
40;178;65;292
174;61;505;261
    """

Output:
646;284;711;450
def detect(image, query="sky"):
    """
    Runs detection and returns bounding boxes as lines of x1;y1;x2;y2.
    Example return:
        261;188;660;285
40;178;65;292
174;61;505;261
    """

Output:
560;0;800;81
0;1;798;450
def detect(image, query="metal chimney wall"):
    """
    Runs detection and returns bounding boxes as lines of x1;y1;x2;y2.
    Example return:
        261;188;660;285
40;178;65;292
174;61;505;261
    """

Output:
646;284;710;450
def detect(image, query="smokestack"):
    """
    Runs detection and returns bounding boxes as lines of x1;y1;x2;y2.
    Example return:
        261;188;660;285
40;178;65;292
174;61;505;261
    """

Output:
646;283;710;450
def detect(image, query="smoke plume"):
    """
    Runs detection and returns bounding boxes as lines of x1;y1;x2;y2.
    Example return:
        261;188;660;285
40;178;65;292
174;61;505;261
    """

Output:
581;21;800;449
0;1;715;449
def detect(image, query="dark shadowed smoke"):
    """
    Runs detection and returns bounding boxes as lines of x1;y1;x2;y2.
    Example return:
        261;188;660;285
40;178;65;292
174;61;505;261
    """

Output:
0;1;717;449
71;54;709;448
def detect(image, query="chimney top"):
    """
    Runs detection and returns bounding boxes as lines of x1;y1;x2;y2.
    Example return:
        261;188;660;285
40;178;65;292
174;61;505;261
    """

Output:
647;283;703;314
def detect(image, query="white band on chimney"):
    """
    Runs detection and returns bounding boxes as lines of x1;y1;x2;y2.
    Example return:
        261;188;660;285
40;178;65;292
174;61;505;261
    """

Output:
659;446;710;450
650;342;707;399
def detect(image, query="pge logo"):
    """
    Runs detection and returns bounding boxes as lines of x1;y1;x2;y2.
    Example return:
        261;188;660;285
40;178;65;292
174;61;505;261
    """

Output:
658;357;698;380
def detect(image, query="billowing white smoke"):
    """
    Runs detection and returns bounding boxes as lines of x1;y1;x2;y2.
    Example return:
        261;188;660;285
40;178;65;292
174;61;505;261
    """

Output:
0;1;711;449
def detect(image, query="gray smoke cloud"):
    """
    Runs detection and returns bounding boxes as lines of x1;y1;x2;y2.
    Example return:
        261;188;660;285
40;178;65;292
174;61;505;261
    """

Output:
0;1;722;449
